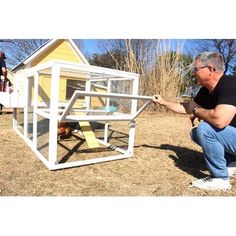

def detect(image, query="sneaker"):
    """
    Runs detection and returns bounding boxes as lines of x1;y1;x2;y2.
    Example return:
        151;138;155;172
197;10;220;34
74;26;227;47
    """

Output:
188;176;231;191
228;161;236;177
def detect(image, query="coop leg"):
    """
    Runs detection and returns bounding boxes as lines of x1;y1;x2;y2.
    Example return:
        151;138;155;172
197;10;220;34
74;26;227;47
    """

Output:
104;121;109;144
128;120;136;157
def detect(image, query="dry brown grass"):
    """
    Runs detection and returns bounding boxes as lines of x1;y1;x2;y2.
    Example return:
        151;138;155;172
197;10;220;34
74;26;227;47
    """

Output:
107;39;192;112
1;112;236;196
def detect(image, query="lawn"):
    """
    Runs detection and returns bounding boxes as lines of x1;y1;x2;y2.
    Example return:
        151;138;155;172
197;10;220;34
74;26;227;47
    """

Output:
1;112;236;196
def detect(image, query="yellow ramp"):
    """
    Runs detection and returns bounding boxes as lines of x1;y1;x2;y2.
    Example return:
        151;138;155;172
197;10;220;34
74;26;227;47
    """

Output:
75;110;99;148
79;121;100;148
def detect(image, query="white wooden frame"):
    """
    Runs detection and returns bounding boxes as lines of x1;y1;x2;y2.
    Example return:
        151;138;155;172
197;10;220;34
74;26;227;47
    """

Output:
12;60;153;170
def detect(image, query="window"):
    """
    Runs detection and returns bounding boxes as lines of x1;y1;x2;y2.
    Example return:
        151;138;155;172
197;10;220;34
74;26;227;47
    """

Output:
66;79;86;100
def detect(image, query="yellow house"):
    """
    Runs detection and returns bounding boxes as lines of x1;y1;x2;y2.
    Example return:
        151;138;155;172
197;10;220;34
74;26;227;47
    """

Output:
12;39;106;107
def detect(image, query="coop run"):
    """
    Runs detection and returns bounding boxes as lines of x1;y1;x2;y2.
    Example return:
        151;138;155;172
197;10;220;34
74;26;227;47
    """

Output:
10;60;152;170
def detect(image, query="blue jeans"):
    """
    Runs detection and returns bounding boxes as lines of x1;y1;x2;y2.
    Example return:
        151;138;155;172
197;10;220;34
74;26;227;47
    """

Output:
190;121;236;178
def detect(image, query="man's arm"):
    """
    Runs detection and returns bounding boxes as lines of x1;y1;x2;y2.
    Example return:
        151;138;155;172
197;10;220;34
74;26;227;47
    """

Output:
152;95;199;114
194;104;236;129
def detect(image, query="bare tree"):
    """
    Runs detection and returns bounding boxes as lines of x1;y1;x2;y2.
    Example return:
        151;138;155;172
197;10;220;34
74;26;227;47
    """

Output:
189;39;236;74
97;39;157;72
0;39;48;68
73;39;84;52
0;39;13;43
0;39;84;69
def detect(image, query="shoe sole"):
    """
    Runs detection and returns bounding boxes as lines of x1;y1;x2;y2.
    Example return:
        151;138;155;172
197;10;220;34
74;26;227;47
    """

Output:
188;184;231;191
228;168;236;178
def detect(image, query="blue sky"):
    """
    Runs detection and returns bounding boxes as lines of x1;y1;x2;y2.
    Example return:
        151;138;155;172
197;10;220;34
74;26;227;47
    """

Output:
83;39;101;56
1;39;232;74
82;39;192;57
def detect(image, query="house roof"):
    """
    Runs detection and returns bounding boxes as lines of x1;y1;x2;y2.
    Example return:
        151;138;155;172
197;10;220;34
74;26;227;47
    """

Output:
12;39;89;72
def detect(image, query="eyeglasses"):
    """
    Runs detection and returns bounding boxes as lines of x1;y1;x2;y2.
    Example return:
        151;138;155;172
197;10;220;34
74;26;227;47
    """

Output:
192;66;209;72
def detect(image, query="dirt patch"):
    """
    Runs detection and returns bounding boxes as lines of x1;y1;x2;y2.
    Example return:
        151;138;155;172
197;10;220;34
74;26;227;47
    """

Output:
1;112;236;196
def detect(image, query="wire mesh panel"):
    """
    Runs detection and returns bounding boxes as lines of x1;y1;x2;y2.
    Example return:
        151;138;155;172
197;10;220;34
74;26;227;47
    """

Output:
27;78;34;140
37;68;52;109
19;61;153;170
16;108;24;135
36;115;50;161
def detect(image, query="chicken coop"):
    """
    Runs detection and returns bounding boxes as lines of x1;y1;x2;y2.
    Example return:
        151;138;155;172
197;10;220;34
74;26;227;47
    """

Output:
0;39;152;170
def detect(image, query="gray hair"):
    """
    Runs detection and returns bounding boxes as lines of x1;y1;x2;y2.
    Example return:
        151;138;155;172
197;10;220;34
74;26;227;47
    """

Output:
194;52;225;72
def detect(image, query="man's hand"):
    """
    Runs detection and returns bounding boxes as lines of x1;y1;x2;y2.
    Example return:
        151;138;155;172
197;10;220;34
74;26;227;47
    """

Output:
152;95;166;106
189;113;201;127
189;113;197;127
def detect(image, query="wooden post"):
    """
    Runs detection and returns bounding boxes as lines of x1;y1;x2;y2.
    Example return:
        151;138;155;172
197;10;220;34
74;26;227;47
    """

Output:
48;63;60;167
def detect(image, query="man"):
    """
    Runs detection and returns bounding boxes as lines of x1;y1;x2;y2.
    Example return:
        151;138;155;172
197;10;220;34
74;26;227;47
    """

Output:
0;50;7;80
152;52;236;191
0;50;7;114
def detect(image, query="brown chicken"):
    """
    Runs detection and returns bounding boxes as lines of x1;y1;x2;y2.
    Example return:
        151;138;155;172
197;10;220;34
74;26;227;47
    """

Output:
58;122;71;139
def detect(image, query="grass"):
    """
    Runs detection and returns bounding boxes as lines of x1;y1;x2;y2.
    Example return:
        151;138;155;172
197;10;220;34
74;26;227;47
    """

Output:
1;112;236;196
